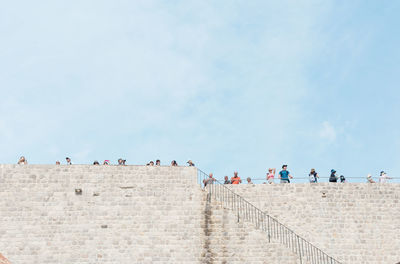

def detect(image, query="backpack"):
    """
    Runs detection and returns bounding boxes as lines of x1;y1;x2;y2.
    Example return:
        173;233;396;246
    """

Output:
309;173;316;182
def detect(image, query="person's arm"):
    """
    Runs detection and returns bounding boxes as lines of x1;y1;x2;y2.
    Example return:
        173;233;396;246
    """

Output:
273;168;276;174
316;173;319;178
289;172;293;179
278;171;281;179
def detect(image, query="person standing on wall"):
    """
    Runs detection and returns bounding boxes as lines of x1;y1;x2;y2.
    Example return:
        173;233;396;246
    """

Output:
203;173;216;187
278;165;293;183
329;169;338;182
266;168;276;184
17;156;28;165
223;176;231;184
379;171;392;183
309;168;319;183
246;177;254;184
231;171;242;184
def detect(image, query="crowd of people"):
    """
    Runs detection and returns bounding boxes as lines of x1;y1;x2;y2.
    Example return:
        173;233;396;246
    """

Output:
16;157;393;184
17;156;195;168
203;164;394;186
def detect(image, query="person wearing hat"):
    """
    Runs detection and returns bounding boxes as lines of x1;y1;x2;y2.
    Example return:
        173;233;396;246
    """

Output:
187;160;195;167
367;174;375;183
379;171;392;183
309;168;319;183
329;169;338;182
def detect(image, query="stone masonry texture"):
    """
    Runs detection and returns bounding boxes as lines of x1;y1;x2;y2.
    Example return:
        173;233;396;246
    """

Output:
1;165;399;263
229;184;400;264
203;201;300;264
0;165;204;264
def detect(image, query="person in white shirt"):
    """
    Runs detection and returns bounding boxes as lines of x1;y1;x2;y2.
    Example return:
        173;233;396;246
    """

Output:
379;171;392;183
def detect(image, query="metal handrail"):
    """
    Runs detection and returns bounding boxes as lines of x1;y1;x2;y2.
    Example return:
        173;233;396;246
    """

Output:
198;169;342;264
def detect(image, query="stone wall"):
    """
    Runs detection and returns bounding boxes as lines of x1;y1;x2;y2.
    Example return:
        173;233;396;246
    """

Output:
204;202;300;264
229;183;400;264
0;165;204;264
1;165;398;263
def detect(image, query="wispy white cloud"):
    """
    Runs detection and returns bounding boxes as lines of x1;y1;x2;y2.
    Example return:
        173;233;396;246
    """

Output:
319;121;337;143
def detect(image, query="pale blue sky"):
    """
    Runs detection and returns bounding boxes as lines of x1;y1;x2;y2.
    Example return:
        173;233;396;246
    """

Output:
1;1;399;182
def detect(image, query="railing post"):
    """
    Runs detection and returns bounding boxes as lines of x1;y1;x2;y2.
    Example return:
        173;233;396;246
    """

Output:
267;215;271;242
297;236;302;264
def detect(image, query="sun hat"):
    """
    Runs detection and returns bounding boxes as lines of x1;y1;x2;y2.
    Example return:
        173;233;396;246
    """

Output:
331;169;336;173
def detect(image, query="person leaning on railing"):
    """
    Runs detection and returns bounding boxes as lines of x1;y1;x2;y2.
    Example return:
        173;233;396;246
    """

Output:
223;176;231;184
203;173;216;187
379;171;392;183
309;168;319;183
367;174;375;183
231;171;242;184
278;165;293;183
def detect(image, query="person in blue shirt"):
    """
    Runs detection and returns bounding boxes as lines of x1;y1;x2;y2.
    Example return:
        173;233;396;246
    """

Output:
279;165;293;183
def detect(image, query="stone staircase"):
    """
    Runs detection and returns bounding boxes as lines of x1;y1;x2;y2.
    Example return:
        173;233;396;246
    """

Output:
203;201;300;264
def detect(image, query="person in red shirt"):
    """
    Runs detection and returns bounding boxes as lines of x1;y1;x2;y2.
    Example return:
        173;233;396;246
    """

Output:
231;171;242;184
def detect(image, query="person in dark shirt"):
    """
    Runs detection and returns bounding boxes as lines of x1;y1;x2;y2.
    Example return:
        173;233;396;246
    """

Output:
340;175;346;183
329;169;338;182
224;176;231;184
